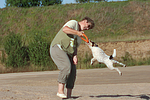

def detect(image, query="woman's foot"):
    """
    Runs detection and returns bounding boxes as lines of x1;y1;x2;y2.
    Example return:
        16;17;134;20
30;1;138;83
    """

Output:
57;92;67;98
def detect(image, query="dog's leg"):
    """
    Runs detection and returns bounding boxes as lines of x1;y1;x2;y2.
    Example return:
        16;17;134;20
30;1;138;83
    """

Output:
112;60;126;67
90;58;97;65
106;62;122;75
114;68;122;75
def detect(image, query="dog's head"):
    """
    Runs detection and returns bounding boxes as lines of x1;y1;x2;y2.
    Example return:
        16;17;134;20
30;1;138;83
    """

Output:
86;40;98;47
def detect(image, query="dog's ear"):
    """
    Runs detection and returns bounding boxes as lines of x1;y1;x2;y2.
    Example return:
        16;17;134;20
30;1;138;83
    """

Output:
92;42;94;47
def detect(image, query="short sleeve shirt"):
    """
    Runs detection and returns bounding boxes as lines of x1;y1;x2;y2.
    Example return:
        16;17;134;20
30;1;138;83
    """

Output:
51;20;82;55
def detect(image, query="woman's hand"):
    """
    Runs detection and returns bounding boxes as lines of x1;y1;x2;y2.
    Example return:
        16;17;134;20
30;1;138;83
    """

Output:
73;55;78;65
77;31;84;37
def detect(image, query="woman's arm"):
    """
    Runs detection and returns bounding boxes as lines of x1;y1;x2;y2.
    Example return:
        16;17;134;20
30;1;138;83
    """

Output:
63;26;83;37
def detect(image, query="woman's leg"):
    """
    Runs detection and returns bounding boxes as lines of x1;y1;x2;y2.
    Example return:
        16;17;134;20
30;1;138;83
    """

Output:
50;45;71;96
66;55;77;98
67;88;72;98
58;83;65;94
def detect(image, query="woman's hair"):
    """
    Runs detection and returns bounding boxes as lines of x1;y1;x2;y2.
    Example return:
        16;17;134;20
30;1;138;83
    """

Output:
82;17;95;29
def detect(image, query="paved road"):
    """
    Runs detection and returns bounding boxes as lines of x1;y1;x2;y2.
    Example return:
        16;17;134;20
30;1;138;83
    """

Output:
0;65;150;100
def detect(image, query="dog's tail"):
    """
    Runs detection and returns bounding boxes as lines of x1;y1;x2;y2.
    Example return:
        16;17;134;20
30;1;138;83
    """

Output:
109;49;116;59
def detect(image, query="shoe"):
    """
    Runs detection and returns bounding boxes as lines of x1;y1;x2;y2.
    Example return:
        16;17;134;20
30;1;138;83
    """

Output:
57;93;67;98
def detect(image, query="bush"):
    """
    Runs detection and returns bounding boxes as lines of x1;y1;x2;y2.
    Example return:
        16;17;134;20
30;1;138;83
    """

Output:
28;33;52;67
6;46;29;67
3;32;56;71
0;50;6;64
3;33;29;67
4;33;22;55
121;52;136;66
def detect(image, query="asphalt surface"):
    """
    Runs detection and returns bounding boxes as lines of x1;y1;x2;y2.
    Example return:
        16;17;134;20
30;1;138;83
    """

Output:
0;65;150;100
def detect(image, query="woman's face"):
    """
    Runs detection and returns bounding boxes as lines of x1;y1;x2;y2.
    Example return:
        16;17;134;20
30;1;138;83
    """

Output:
81;20;91;30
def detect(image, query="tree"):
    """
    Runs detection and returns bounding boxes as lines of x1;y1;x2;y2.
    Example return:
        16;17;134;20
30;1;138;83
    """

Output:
5;0;62;7
94;0;108;2
41;0;62;6
75;0;90;3
75;0;107;3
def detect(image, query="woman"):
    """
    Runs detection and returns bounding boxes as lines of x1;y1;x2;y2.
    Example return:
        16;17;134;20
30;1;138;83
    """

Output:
50;17;95;98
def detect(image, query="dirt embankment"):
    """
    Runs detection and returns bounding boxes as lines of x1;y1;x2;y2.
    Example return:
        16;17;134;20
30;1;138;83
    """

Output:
78;39;150;60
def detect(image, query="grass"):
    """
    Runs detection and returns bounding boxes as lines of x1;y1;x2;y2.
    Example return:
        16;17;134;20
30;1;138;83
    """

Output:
1;0;150;44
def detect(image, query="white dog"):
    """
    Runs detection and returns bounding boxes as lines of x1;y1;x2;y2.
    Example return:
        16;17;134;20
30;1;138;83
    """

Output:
86;40;126;75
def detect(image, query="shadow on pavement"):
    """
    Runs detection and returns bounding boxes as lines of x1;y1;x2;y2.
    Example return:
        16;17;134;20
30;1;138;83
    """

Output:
62;96;82;100
90;94;150;100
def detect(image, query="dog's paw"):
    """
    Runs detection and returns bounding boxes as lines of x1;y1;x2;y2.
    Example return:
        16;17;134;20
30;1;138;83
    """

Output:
123;65;126;67
119;73;122;76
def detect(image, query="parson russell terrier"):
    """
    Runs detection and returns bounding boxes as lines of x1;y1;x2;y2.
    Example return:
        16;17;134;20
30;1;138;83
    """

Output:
86;40;126;75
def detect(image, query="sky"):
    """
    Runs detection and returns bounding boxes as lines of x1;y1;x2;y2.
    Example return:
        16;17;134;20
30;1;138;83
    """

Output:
0;0;124;8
